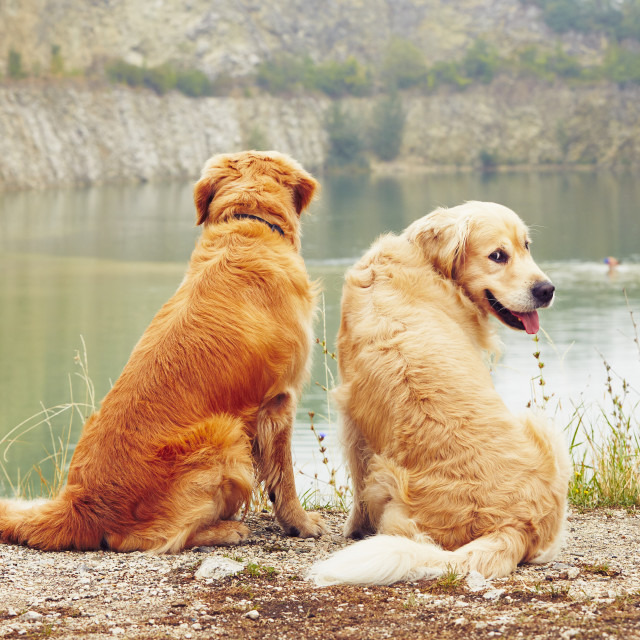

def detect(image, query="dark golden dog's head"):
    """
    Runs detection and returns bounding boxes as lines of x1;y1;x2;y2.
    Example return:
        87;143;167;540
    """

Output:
404;201;554;335
193;150;318;251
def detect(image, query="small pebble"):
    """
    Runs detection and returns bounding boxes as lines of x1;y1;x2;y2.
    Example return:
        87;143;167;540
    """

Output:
22;611;43;622
483;588;506;601
466;570;488;592
195;557;244;580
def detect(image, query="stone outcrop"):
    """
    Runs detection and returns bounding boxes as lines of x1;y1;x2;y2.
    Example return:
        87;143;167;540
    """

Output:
0;0;606;80
0;83;329;189
2;0;637;189
402;78;640;168
1;77;639;190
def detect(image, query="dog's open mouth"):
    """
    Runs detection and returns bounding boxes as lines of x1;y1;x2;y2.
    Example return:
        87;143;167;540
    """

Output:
485;290;539;335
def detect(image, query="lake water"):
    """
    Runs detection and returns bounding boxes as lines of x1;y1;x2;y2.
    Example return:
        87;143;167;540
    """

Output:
1;171;640;497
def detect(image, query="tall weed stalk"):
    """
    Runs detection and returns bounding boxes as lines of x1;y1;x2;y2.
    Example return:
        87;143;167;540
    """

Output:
295;293;351;511
0;337;95;499
561;299;640;508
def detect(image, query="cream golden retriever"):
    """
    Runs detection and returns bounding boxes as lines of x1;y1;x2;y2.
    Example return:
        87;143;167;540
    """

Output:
309;201;570;585
0;150;326;552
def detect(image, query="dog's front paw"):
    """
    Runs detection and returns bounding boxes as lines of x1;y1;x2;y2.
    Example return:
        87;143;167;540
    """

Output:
284;511;327;538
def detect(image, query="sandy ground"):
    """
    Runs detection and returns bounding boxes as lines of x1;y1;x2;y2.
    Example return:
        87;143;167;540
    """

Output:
1;508;640;639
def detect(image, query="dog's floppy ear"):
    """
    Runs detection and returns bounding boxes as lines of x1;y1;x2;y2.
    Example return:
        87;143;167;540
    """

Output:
194;155;237;226
404;207;470;279
194;175;216;226
293;173;319;215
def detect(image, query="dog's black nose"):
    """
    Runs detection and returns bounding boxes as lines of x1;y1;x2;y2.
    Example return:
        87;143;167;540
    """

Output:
532;281;555;304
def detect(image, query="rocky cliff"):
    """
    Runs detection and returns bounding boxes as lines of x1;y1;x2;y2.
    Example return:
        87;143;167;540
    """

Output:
1;0;638;190
0;82;329;189
1;77;639;190
0;0;606;80
402;78;640;168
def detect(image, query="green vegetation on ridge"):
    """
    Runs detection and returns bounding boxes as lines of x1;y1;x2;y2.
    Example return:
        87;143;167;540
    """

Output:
7;27;640;97
521;0;640;41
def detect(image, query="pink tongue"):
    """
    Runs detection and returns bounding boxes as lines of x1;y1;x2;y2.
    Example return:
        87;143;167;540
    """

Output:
514;310;540;335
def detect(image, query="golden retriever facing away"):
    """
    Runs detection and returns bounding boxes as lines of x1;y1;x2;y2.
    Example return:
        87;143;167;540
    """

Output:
0;150;326;552
309;201;570;586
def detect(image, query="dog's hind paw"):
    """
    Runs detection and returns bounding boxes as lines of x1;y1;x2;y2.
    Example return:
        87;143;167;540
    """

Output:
343;509;375;540
223;521;251;545
189;521;250;547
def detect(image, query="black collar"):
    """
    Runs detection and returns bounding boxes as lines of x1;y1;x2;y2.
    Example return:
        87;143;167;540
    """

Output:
233;213;285;238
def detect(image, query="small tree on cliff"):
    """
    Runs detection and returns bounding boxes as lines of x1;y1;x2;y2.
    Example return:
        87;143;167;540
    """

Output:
370;93;406;162
324;102;368;169
381;38;428;90
8;49;25;79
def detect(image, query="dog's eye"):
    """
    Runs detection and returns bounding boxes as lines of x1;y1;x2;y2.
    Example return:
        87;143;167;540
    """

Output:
489;250;508;264
524;241;530;251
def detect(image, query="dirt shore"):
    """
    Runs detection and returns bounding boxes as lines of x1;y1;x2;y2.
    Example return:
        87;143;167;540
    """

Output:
1;508;639;639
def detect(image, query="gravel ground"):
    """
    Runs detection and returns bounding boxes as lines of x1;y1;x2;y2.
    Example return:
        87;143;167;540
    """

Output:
1;508;640;639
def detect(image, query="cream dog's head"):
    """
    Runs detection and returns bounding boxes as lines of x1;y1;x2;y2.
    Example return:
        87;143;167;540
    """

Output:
404;201;554;334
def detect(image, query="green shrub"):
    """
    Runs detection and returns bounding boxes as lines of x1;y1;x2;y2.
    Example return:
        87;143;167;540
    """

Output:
461;39;500;84
105;59;145;87
324;102;368;169
547;46;584;78
143;63;177;95
8;49;25;79
478;149;499;170
521;0;638;40
312;56;372;97
427;60;471;89
603;44;640;85
175;68;213;97
370;93;406;161
256;53;372;97
542;0;596;33
421;38;502;90
517;44;584;79
256;54;311;94
620;0;640;39
381;37;428;89
517;45;551;78
106;58;219;97
50;44;64;75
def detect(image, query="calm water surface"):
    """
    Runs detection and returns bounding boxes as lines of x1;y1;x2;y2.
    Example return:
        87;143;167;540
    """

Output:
1;172;639;495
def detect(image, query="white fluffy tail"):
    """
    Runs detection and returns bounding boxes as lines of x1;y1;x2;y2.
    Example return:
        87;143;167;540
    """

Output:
308;535;449;586
308;528;532;586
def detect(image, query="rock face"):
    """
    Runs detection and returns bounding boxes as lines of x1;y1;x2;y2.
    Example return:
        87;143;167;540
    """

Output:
402;78;640;168
1;78;639;190
0;84;329;189
0;0;638;189
0;0;605;79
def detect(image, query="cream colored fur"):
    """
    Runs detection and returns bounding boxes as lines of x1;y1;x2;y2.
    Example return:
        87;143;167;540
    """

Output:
309;201;570;586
